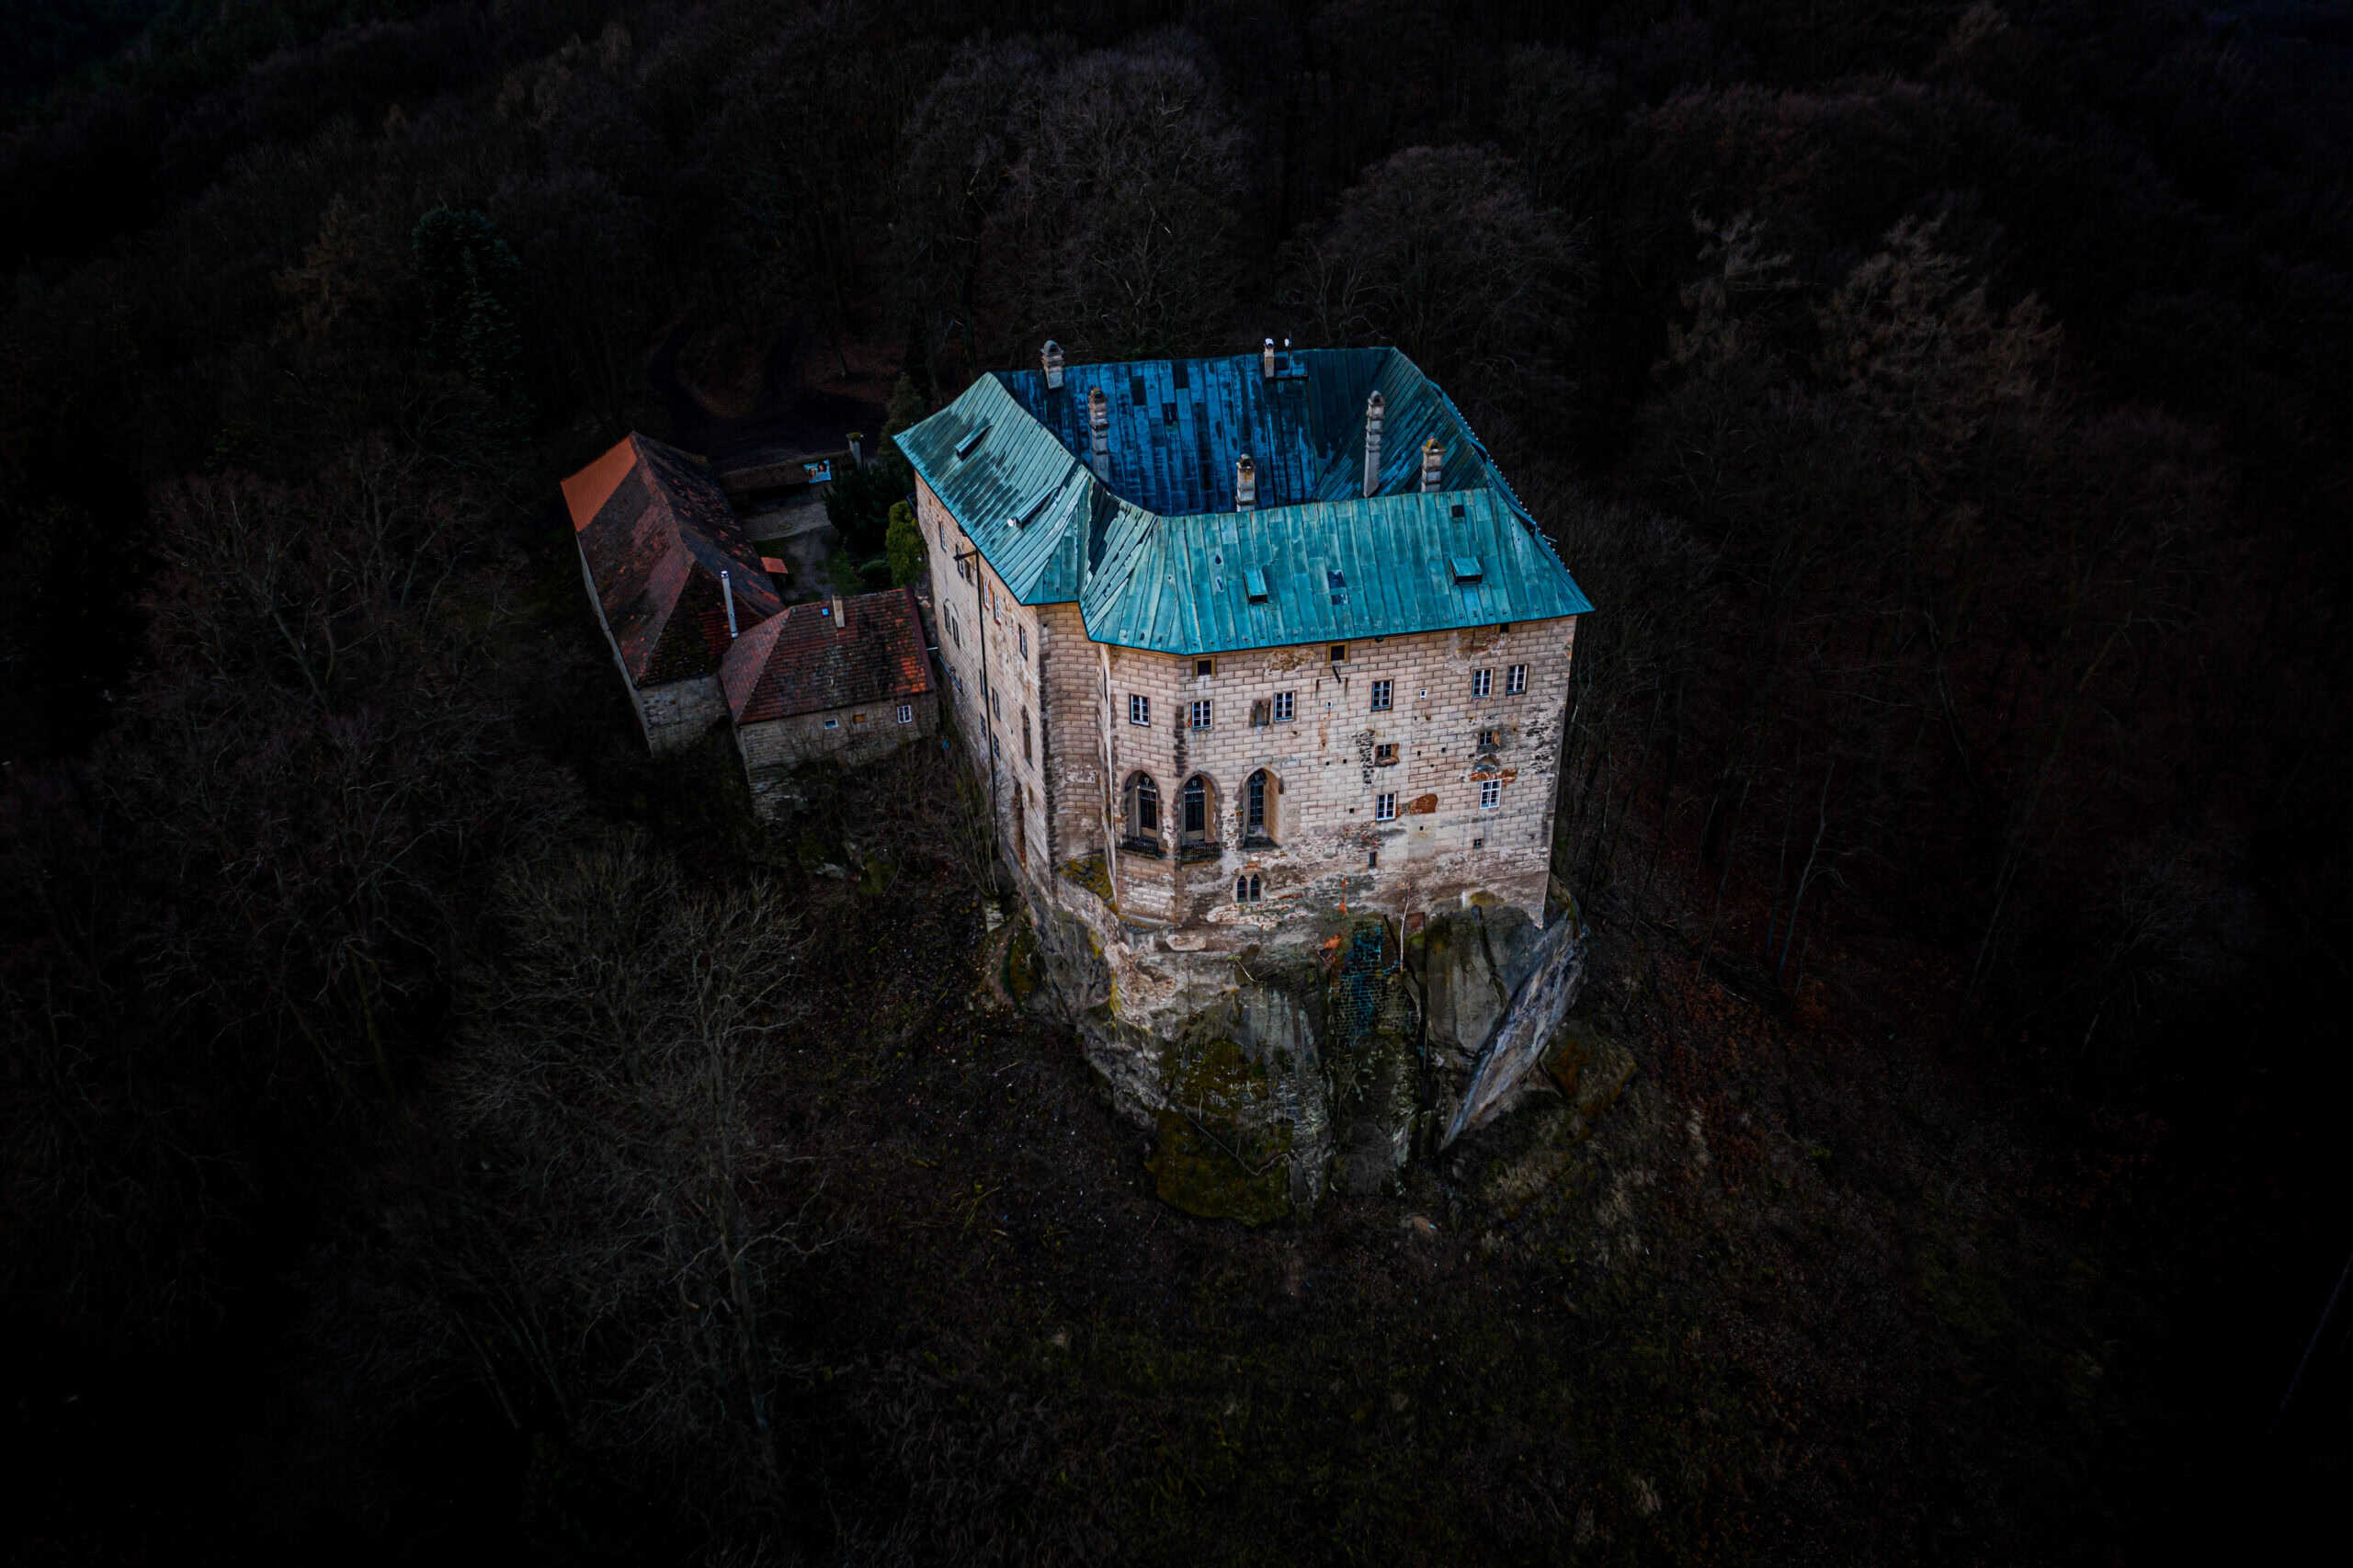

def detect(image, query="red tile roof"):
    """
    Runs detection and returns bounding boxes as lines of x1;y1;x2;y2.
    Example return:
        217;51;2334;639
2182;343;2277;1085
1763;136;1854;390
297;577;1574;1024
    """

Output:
721;586;932;724
562;433;783;686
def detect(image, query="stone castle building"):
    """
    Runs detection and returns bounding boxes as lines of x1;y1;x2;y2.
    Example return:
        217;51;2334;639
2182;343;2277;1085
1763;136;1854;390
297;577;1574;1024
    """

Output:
899;345;1602;1201
898;341;1591;941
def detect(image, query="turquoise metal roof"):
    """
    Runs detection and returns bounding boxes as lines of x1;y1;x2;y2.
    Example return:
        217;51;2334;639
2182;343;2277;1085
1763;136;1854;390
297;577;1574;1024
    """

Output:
893;347;1592;654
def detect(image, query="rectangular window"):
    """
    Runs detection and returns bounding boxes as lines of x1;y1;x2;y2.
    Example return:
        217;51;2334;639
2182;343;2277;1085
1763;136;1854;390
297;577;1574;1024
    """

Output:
1195;657;1214;678
896;703;914;724
1129;694;1150;727
823;718;839;730
1375;791;1397;822
1373;744;1398;766
1506;664;1528;695
1018;626;1028;659
1481;778;1501;809
1273;691;1294;722
1478;728;1498;748
1472;667;1493;698
946;608;959;645
1330;643;1347;664
1249;699;1270;727
852;712;867;725
1190;699;1211;731
1021;709;1031;763
1370;679;1392;711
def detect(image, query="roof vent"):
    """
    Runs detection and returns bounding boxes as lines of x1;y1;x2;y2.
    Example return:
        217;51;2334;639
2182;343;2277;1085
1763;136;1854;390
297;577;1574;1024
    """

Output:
1235;455;1256;513
953;423;989;460
1420;437;1445;494
1362;391;1385;497
1261;337;1276;380
1450;555;1483;584
1245;566;1269;602
1041;340;1064;390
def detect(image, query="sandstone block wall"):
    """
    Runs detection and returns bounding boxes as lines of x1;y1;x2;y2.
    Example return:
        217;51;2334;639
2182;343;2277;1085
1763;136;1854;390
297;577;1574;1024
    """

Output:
642;675;727;753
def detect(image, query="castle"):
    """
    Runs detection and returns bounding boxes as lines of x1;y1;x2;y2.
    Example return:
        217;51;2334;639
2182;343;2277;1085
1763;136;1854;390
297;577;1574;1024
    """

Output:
898;340;1591;947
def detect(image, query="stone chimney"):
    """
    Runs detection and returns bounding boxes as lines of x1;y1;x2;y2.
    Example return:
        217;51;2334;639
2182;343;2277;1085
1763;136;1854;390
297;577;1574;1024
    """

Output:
1419;436;1444;494
1041;339;1065;390
830;593;847;631
722;569;738;638
1261;337;1276;380
1087;386;1110;476
1235;455;1257;513
1362;391;1385;497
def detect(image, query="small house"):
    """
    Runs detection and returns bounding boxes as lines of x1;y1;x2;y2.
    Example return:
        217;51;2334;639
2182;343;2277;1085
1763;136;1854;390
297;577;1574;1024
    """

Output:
719;586;936;812
562;433;783;753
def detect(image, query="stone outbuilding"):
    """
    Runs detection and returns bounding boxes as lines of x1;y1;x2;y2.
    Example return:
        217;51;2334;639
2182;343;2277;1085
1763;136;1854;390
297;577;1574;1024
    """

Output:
562;432;783;752
719;586;937;812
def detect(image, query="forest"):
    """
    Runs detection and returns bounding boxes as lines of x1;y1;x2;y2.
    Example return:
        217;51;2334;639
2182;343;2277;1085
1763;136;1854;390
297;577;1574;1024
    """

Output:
3;1;2348;1562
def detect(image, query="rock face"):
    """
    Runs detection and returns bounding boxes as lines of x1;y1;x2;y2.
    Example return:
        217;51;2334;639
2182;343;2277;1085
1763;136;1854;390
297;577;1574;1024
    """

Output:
1020;877;1588;1222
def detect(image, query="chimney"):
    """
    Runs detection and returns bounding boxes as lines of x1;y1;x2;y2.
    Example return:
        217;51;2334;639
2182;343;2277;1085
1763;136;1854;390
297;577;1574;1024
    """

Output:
1419;436;1444;494
847;431;864;469
830;593;847;631
1235;455;1257;513
1260;337;1276;380
722;569;738;638
1087;386;1110;476
1041;340;1064;390
1362;391;1385;497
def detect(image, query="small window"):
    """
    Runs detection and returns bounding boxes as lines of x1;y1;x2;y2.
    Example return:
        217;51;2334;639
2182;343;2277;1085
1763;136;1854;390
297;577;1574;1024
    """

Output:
1018;626;1028;659
1367;850;1379;869
1195;657;1214;678
1450;554;1483;583
1245;567;1268;603
1506;664;1528;695
1129;695;1151;727
823;718;840;730
1472;668;1493;698
1330;643;1347;664
897;703;914;724
1477;728;1498;748
1375;791;1397;822
989;733;998;761
1250;699;1270;728
1245;769;1273;840
1021;708;1031;763
1481;778;1501;809
946;608;959;645
1472;835;1484;849
1273;691;1294;722
1190;700;1211;731
1234;874;1263;904
1373;744;1398;766
852;712;868;725
1370;679;1392;711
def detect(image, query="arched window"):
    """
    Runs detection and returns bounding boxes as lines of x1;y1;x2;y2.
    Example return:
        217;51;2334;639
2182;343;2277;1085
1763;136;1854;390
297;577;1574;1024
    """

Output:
1244;768;1277;845
1122;772;1161;847
1179;774;1217;850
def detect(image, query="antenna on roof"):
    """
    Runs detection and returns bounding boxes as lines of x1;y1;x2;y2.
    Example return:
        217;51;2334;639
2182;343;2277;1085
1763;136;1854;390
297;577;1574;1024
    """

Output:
722;569;738;639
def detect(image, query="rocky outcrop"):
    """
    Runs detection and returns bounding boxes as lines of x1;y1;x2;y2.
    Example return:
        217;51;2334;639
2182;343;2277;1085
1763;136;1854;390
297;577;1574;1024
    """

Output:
1018;869;1591;1222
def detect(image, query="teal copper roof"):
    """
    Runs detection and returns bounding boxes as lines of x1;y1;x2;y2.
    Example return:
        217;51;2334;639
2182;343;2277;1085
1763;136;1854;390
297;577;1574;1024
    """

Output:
894;347;1591;654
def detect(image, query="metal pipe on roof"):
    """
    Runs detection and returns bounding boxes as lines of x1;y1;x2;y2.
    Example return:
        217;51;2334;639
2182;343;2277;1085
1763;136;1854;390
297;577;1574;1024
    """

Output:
722;569;738;639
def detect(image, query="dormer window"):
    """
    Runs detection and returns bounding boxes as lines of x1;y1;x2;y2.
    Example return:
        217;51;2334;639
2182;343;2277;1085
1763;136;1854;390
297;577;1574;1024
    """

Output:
953;423;989;460
1451;555;1483;583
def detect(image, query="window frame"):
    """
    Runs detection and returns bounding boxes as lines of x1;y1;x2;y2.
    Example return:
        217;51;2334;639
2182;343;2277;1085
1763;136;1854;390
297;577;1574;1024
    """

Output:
1480;778;1501;809
1472;667;1493;699
1370;679;1392;711
896;703;914;724
1374;790;1397;822
1506;663;1528;695
1272;690;1294;722
1129;694;1150;727
1189;699;1212;731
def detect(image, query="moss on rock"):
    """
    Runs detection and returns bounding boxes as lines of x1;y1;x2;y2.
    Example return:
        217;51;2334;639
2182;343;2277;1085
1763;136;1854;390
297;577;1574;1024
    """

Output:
1149;1035;1293;1224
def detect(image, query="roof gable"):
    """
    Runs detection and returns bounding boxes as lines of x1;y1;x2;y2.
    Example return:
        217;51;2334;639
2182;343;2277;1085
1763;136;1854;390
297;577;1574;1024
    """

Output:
563;433;784;685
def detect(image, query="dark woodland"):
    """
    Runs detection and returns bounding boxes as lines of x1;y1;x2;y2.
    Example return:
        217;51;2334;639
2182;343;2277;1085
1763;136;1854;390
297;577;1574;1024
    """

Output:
4;1;2349;1562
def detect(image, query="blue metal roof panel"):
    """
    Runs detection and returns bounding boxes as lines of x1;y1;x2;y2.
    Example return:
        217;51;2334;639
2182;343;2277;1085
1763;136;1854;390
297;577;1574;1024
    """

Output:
893;347;1594;648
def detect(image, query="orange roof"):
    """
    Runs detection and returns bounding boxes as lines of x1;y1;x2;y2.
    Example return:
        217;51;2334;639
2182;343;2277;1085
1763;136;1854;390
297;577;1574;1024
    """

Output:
562;433;784;686
721;585;931;724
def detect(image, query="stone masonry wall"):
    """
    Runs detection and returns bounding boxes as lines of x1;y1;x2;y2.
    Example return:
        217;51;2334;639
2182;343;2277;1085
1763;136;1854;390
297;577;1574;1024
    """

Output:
1097;616;1577;943
735;688;938;813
